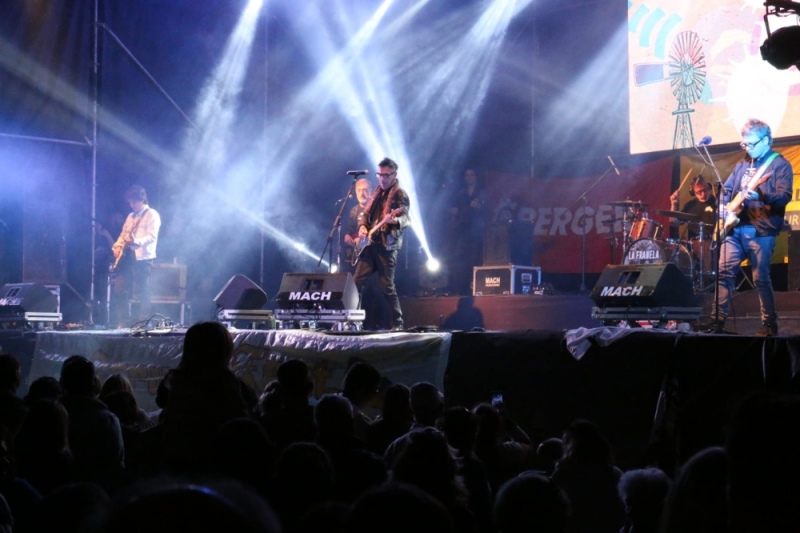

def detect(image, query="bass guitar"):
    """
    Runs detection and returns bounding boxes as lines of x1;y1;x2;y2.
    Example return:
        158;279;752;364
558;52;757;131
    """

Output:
719;172;771;240
351;207;407;266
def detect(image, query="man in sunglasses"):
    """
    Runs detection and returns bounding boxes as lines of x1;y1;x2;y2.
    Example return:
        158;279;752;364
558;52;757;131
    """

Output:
711;118;792;336
354;157;411;331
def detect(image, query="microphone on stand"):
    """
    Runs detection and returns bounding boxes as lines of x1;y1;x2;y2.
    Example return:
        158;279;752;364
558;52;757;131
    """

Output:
607;156;621;175
346;170;369;176
695;135;712;146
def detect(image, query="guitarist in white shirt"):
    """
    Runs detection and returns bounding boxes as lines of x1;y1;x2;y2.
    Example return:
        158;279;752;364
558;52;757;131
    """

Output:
353;157;410;331
711;119;792;336
111;185;162;325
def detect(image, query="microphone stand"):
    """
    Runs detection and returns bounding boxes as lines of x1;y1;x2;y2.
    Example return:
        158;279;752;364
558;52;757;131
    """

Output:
568;162;617;294
694;142;727;331
317;178;357;271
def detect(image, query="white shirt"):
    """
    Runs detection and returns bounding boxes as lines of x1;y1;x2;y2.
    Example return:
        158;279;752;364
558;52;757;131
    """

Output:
116;205;161;261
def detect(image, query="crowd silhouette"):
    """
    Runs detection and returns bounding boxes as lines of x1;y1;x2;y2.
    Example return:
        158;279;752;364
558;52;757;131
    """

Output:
0;321;796;532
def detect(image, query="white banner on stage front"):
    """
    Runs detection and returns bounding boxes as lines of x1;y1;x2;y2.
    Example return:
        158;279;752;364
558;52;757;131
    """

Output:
30;329;451;413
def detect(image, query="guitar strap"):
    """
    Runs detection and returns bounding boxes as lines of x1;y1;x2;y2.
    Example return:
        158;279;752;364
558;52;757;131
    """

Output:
742;152;779;192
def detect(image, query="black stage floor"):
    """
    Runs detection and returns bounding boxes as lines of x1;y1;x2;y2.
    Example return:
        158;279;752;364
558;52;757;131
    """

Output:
5;289;800;473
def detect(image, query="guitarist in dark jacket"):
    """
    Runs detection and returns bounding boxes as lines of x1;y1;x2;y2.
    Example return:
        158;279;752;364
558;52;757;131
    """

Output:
711;118;792;336
353;157;411;331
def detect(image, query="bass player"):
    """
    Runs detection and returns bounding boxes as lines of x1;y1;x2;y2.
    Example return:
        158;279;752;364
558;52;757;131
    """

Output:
711;118;792;336
353;157;410;331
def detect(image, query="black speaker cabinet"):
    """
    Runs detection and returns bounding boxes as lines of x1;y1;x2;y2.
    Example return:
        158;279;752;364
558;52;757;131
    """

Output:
0;282;59;316
591;263;693;308
213;275;268;310
276;272;358;310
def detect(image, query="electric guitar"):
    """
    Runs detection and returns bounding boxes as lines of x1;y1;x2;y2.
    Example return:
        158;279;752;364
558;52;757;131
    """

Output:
111;209;147;272
719;172;771;240
111;240;130;272
351;207;407;266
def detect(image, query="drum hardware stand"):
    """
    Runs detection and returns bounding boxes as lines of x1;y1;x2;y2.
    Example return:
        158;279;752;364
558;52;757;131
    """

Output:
569;158;618;294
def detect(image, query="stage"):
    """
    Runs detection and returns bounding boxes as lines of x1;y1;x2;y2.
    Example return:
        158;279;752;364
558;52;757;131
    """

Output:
3;289;799;471
402;290;800;335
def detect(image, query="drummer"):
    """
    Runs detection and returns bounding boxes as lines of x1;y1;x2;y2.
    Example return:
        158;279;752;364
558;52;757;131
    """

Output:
668;175;717;239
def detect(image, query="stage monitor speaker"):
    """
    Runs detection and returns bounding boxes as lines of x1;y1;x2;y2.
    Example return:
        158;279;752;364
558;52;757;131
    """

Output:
591;263;693;308
213;275;268;310
0;282;59;316
277;272;358;310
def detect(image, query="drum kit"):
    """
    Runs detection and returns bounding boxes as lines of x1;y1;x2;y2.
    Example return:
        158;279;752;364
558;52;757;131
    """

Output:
607;200;716;292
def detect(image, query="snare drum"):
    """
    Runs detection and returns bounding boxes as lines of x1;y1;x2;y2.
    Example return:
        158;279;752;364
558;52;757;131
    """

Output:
629;218;662;241
623;238;693;278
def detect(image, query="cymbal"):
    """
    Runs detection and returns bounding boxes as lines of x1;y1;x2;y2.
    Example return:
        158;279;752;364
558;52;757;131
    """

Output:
655;209;700;222
608;200;648;207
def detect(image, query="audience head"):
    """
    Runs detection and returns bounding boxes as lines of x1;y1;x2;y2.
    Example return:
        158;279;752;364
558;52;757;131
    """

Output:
274;358;313;402
660;446;728;533
381;383;412;423
0;354;20;391
105;478;281;533
315;393;355;440
391;427;463;506
60;355;98;397
561;418;615;466
179;321;234;373
617;467;671;531
342;362;381;408
347;482;455;533
14;399;71;461
25;376;62;405
100;373;134;399
494;473;570;533
536;438;565;475
103;391;146;427
409;382;443;427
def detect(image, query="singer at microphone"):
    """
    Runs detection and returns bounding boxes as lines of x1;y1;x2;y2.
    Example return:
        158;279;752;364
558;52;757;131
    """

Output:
346;170;369;176
695;135;712;147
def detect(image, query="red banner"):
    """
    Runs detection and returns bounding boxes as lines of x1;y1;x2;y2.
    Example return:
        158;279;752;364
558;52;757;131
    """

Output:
485;158;674;274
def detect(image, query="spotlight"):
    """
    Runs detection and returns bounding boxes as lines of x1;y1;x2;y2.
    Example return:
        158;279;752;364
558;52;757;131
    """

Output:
761;25;800;70
330;263;340;274
426;258;441;272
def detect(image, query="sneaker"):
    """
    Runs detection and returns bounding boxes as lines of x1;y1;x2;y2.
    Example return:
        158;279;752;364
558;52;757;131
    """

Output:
390;324;404;332
755;323;778;337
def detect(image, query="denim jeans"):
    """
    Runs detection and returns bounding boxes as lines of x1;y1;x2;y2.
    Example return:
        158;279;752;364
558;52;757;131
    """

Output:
353;245;403;328
712;225;777;325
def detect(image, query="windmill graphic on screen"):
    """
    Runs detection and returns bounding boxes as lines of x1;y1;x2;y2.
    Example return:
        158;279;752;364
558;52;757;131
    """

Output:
634;31;707;149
